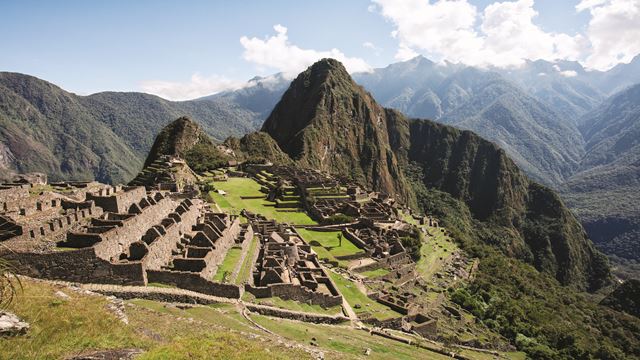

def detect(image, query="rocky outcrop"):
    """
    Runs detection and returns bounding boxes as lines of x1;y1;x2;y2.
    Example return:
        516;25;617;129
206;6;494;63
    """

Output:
0;311;29;337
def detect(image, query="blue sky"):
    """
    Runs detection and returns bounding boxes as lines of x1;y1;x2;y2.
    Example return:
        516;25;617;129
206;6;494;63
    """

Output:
1;0;638;99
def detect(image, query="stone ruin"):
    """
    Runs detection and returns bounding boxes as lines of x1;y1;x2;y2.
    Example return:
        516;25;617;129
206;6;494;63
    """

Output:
241;164;397;223
243;212;342;308
344;224;413;269
0;176;245;299
129;155;198;192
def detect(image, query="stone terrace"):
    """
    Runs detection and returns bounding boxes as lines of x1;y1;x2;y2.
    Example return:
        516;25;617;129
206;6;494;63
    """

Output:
244;212;342;308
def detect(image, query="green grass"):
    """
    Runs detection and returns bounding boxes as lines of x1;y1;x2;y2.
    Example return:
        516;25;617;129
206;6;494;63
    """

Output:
1;281;145;359
359;268;390;278
0;280;309;360
209;178;316;225
235;236;259;285
297;229;364;258
244;294;343;316
328;272;400;321
415;226;458;281
213;247;243;282
251;314;452;360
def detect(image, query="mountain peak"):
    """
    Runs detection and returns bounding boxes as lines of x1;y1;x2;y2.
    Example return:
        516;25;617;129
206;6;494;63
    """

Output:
142;116;211;168
261;58;411;200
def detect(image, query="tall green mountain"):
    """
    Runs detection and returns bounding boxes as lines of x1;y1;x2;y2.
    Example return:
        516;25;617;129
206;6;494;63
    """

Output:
0;72;262;184
261;59;411;200
129;116;228;188
143;115;206;166
406;120;609;290
563;83;640;267
259;58;609;290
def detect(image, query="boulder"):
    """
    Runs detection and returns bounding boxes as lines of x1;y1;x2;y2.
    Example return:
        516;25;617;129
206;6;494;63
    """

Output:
0;311;29;336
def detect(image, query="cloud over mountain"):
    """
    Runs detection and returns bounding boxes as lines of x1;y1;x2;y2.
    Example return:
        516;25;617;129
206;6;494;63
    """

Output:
239;24;372;77
372;0;639;71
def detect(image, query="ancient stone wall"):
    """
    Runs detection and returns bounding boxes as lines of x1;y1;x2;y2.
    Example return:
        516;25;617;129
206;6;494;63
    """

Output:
142;201;200;270
146;270;241;298
342;228;369;249
91;196;177;260
2;247;145;285
86;186;146;213
201;217;241;278
245;283;342;308
0;185;29;212
22;206;103;241
244;304;349;324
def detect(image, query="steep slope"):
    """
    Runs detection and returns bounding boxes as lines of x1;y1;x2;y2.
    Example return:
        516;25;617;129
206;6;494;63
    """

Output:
199;73;289;122
0;72;263;184
600;279;640;317
441;74;585;185
496;59;605;123
223;131;292;165
261;58;411;200
0;72;140;184
141;116;229;171
354;58;585;186
259;58;609;290
406;120;610;290
563;84;640;263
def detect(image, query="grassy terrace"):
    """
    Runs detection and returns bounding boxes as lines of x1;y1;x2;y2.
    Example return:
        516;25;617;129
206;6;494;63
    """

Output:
328;271;401;321
297;229;364;258
1;280;308;360
242;293;343;316
212;246;243;282
359;268;390;278
209;177;316;225
251;314;448;360
3;280;524;359
416;225;458;281
234;236;259;285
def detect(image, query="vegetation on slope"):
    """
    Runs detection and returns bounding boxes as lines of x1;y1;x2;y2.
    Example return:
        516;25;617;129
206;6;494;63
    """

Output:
404;121;610;291
261;58;412;201
564;83;640;273
407;172;639;359
224;131;293;165
142;116;230;173
0;280;310;360
600;279;640;317
0;72;261;184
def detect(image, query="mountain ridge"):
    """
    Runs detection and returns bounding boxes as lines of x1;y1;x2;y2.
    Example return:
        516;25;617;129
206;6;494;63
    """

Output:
257;58;610;290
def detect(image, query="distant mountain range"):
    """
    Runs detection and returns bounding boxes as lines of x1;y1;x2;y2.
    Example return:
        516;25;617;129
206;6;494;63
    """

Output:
563;83;640;266
1;55;639;273
0;72;273;183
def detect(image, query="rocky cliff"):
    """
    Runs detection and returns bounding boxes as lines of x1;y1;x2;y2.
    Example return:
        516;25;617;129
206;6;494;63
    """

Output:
261;59;411;200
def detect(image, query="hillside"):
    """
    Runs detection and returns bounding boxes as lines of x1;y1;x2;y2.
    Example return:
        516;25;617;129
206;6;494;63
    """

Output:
258;58;609;291
406;120;609;290
0;72;263;184
354;57;585;186
261;59;412;201
563;84;640;268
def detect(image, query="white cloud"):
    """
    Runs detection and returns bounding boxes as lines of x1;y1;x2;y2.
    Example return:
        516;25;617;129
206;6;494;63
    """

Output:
240;24;372;77
139;73;244;101
362;41;376;50
395;43;419;61
577;0;640;70
363;41;383;56
560;70;578;77
373;0;589;67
